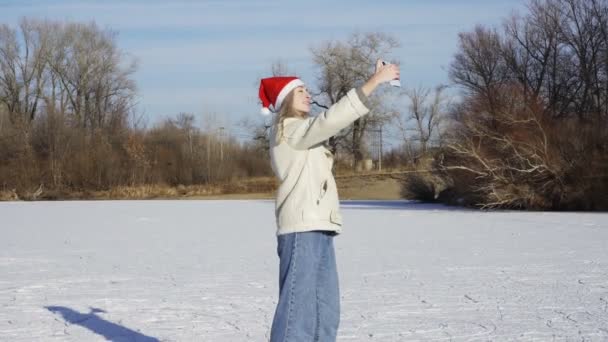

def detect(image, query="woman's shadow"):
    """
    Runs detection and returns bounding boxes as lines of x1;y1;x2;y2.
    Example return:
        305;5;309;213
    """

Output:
46;306;159;341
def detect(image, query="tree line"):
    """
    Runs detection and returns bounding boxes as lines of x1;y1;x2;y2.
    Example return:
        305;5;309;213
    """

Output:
421;0;608;210
0;18;415;200
0;19;271;199
2;0;607;210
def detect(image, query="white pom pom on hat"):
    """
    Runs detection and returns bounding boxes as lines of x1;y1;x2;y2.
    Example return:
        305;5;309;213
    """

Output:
260;107;272;116
258;76;304;116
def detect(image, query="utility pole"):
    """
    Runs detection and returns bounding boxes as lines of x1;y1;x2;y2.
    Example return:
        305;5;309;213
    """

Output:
207;133;211;182
368;126;383;171
379;125;383;172
219;126;224;163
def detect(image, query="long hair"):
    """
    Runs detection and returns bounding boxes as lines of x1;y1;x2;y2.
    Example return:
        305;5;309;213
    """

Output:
272;87;308;145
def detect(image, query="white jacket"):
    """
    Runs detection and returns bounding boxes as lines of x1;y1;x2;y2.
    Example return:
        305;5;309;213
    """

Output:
270;88;371;236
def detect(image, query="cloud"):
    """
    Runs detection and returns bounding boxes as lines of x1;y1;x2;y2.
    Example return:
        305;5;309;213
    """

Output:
129;37;310;69
1;0;521;31
0;0;528;128
138;85;259;123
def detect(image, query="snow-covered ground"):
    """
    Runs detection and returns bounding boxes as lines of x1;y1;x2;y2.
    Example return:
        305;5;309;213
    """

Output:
1;200;607;341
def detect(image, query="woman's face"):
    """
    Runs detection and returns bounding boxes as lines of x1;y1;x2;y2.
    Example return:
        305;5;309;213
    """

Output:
291;86;311;114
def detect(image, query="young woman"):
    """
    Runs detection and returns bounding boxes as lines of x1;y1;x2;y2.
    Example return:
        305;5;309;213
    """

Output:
259;60;400;341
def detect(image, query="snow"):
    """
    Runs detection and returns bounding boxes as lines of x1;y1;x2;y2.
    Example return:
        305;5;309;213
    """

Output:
1;200;607;341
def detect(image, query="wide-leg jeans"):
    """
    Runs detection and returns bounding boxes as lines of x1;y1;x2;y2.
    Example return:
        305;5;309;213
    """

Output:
269;230;340;342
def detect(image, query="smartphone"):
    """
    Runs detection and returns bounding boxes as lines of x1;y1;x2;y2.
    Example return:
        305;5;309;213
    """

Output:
381;60;401;87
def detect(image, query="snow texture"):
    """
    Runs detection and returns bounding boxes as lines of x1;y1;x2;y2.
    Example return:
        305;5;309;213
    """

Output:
1;200;607;341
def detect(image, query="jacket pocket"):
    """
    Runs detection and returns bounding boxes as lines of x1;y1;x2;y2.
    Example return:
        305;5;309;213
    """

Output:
318;179;328;203
329;210;342;225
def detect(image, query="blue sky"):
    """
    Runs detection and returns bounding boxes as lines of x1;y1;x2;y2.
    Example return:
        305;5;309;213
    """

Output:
0;0;527;142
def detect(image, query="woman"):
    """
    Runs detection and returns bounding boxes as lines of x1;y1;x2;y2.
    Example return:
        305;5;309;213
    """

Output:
259;59;400;341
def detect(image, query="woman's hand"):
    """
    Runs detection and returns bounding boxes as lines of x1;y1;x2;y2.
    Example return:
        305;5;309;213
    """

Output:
361;59;400;96
374;59;400;84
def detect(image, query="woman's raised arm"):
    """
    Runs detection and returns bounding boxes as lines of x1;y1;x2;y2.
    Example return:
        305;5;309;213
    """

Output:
282;59;400;150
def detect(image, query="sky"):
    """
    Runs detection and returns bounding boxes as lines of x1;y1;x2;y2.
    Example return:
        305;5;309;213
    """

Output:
0;0;527;143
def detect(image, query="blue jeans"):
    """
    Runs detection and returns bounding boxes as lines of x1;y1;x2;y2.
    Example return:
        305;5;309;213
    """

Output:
270;230;340;342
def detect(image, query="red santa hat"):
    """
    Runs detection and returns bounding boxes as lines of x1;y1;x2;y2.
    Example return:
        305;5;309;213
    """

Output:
258;76;305;115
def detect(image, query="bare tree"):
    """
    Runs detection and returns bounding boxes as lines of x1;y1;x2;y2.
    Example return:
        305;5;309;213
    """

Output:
44;21;137;131
397;85;449;162
270;59;294;77
0;18;50;125
438;0;608;209
449;25;509;121
439;84;568;208
310;32;400;171
0;18;280;197
0;18;140;192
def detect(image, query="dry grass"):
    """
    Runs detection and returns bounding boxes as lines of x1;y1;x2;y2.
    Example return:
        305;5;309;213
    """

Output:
92;177;278;200
397;158;449;202
0;173;409;201
0;176;277;201
0;190;18;201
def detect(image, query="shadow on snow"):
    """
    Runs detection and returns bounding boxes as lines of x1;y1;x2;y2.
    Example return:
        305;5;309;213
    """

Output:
46;306;159;342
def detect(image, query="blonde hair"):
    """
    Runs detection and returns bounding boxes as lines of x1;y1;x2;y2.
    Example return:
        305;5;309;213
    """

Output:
272;87;308;145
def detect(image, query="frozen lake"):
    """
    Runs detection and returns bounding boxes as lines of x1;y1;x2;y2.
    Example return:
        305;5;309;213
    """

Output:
1;200;607;341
